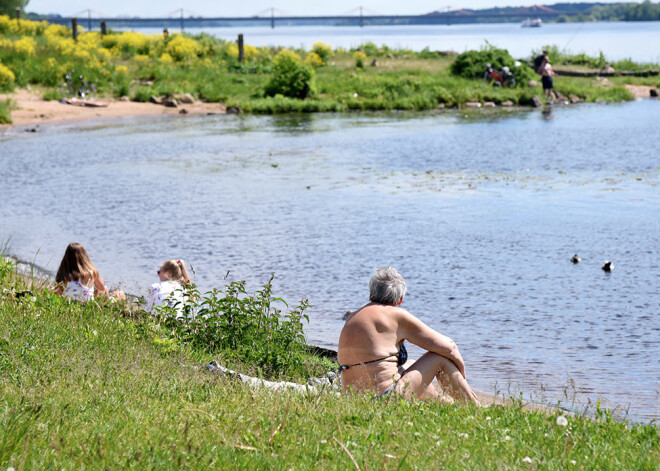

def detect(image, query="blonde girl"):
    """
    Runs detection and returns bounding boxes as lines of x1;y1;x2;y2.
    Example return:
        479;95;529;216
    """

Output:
55;243;125;302
145;259;192;315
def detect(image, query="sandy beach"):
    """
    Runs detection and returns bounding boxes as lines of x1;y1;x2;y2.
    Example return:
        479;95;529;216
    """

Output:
1;89;227;128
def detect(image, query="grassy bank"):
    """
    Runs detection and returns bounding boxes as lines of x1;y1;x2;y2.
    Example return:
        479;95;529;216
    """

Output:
1;15;657;118
1;258;658;469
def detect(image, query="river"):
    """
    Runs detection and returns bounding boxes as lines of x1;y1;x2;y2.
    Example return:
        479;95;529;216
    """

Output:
126;21;660;63
1;100;659;422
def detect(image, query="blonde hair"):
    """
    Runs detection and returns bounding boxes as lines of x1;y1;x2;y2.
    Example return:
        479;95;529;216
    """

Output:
55;243;99;284
160;259;191;285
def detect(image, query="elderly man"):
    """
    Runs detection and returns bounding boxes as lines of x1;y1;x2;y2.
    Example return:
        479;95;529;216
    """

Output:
338;267;479;404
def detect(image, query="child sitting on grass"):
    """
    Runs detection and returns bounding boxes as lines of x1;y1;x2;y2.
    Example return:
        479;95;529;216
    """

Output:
55;243;125;302
145;259;192;316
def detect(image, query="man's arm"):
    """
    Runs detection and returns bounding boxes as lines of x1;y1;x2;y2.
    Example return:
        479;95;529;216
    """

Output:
396;309;467;378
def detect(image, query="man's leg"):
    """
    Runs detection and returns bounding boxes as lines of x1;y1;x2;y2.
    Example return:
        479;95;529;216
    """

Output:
395;352;479;405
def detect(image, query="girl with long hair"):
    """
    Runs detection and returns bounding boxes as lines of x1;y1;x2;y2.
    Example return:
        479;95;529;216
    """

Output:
55;243;125;302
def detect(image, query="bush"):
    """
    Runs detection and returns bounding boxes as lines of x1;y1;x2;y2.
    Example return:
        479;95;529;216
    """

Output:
263;50;314;99
311;41;332;65
0;62;15;91
165;35;202;61
304;51;324;69
353;51;366;69
0;98;15;123
154;276;312;378
451;45;536;85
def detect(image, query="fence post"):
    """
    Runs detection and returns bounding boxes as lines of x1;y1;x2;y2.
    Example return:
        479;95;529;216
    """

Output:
72;18;78;41
15;7;21;21
238;34;244;63
101;21;107;35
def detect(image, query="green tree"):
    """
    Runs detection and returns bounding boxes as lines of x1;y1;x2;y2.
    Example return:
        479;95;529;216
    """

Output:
0;0;29;16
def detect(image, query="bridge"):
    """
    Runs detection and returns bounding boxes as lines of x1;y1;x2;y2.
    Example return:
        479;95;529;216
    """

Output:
46;5;567;30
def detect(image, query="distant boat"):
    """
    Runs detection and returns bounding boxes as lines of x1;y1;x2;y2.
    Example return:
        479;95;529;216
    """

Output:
521;18;543;27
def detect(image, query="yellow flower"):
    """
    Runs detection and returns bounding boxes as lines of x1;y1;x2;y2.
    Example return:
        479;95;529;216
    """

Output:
0;62;15;89
13;36;37;56
164;35;201;61
159;52;174;64
304;52;324;69
115;65;128;75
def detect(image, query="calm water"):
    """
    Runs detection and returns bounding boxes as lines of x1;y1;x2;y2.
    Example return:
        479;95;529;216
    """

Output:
1;101;659;421
128;22;660;62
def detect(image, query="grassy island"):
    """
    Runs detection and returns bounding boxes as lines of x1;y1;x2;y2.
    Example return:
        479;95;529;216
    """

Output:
1;257;658;469
1;15;659;122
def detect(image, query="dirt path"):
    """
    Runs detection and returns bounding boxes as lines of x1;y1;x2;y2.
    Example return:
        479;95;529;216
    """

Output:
1;89;227;128
624;84;658;99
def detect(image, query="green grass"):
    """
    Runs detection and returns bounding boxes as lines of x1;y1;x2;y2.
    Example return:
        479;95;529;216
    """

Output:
0;98;15;123
1;258;658;469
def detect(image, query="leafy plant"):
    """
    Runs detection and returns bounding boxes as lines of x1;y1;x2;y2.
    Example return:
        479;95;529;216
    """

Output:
152;275;312;378
451;44;536;85
263;50;315;99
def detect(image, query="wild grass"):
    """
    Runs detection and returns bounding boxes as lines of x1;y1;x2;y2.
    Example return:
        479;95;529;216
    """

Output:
1;256;658;469
0;97;15;123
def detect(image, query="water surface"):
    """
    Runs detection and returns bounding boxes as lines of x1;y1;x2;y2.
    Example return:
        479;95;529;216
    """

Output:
1;101;658;421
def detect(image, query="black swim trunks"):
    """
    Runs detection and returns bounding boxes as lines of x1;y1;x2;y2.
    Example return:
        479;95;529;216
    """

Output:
542;76;553;90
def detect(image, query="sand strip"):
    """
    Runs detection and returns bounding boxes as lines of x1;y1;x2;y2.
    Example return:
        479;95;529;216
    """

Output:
1;89;227;128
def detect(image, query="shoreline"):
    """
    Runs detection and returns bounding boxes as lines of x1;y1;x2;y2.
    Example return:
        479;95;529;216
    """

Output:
1;85;656;129
0;89;228;129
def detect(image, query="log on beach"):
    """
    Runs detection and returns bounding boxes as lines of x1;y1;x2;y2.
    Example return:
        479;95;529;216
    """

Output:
554;69;659;77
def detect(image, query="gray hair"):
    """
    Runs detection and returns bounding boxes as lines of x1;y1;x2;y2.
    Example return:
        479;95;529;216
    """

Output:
369;267;407;305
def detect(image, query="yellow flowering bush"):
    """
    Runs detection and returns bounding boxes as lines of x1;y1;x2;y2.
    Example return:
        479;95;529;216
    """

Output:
353;51;367;68
44;24;69;38
103;31;148;55
225;43;259;61
115;65;128;75
0;38;12;49
0;62;15;90
0;16;47;36
134;54;151;64
312;42;332;65
304;52;324;69
165;35;201;61
48;36;77;56
13;36;36;56
159;52;173;64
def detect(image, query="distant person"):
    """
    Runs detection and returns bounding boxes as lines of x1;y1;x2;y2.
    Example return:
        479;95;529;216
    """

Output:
534;50;549;76
338;267;480;404
541;60;556;102
145;259;192;316
55;242;125;302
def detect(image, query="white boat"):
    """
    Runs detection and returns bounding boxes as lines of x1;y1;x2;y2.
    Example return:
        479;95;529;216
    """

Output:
521;18;543;27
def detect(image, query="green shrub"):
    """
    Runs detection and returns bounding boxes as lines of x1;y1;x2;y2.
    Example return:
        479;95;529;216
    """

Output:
451;45;536;85
153;275;312;378
311;42;332;65
0;98;15;123
263;50;315;99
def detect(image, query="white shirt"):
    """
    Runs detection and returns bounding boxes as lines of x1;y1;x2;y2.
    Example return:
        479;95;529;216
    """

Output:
63;280;95;302
145;280;185;315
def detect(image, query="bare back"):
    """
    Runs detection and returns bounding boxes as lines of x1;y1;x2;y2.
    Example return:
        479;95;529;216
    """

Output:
338;303;405;394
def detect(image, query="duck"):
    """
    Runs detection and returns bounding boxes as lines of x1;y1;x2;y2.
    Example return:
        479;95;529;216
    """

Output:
571;254;581;264
602;261;614;272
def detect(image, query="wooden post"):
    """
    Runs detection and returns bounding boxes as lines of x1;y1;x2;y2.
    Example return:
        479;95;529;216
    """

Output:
101;21;107;35
72;18;78;41
163;28;169;41
238;34;244;63
15;7;21;21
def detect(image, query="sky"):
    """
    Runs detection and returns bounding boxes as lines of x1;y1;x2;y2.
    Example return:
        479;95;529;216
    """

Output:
28;0;633;17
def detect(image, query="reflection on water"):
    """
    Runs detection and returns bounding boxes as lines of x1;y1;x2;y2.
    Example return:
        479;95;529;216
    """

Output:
1;101;659;422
